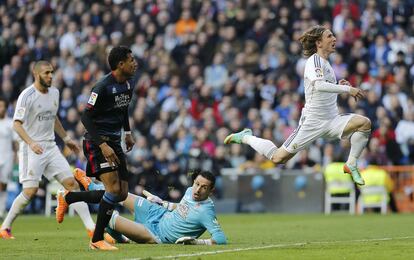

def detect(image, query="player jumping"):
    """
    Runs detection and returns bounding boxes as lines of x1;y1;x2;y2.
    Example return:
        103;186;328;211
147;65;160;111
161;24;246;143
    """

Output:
224;25;371;185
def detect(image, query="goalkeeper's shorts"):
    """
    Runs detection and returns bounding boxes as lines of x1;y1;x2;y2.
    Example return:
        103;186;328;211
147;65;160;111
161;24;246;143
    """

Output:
134;196;167;243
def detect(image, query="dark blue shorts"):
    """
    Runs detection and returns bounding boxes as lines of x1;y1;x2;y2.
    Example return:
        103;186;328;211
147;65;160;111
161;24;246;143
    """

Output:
83;139;128;181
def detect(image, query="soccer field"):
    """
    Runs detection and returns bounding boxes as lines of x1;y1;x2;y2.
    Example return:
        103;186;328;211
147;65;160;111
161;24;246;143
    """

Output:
1;214;413;259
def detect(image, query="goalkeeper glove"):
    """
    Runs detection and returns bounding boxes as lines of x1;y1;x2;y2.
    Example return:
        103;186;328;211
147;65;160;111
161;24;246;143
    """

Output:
143;190;175;211
142;190;163;204
175;236;212;245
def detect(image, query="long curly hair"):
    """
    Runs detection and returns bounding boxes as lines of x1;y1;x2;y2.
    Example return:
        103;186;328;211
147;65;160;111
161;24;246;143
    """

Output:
299;25;327;58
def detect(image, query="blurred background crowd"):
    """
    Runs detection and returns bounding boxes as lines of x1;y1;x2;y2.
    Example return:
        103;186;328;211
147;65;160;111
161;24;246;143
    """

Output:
1;0;414;210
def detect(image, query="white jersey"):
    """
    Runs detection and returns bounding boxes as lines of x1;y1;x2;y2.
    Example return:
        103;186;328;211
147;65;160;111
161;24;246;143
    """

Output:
303;54;338;120
0;117;14;164
13;84;59;142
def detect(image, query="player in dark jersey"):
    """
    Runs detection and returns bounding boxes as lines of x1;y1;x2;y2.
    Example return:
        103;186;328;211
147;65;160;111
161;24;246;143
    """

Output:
55;46;138;250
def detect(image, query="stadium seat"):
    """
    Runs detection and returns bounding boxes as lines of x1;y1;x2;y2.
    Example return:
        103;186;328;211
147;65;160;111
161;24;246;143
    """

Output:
358;166;390;214
323;162;356;214
45;181;75;217
357;186;388;214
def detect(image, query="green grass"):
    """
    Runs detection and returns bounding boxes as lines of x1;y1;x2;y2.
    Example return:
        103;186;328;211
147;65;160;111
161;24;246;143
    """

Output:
1;213;414;259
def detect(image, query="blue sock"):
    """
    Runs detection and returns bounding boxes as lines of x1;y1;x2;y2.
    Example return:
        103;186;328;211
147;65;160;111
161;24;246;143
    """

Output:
89;182;105;191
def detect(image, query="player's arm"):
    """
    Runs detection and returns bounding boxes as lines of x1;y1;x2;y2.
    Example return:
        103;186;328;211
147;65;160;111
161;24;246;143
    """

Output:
123;111;134;152
13;120;43;154
201;214;227;245
81;88;104;146
176;212;227;245
313;80;350;93
314;80;365;100
54;117;80;154
13;95;43;154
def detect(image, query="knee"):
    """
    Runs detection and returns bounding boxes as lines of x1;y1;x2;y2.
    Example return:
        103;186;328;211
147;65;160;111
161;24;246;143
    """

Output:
118;191;128;202
355;116;371;131
63;178;80;191
108;185;122;195
104;190;127;203
115;188;128;202
23;187;38;199
362;117;372;131
272;155;288;165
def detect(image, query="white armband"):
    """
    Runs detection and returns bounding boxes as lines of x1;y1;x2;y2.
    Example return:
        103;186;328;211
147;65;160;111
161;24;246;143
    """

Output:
63;136;71;142
125;131;131;135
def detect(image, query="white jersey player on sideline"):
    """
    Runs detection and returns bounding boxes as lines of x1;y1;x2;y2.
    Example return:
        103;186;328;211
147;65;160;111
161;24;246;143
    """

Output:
224;25;371;185
0;97;16;219
0;61;96;239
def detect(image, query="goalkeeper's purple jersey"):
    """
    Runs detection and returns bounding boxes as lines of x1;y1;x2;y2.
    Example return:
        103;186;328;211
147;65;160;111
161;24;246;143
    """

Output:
158;187;227;244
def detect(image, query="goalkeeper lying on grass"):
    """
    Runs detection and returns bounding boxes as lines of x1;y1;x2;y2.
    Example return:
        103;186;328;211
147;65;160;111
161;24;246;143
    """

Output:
73;168;227;245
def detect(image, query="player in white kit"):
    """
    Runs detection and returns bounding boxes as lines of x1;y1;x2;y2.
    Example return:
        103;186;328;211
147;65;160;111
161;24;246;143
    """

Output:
0;61;96;239
224;25;371;185
0;97;16;220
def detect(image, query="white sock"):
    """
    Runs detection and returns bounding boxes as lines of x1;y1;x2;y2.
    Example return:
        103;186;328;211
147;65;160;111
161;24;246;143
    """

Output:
108;212;118;229
346;131;370;167
0;191;7;217
70;202;95;230
243;135;278;160
1;192;31;230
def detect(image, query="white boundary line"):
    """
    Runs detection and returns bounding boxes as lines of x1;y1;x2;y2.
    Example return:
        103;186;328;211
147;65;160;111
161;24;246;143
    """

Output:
125;236;414;260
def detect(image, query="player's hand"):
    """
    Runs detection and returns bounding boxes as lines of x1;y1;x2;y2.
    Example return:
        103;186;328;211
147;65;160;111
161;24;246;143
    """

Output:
175;236;196;245
29;142;43;154
65;138;80;154
349;87;365;101
338;79;351;86
99;142;120;167
142;190;163;204
124;133;135;153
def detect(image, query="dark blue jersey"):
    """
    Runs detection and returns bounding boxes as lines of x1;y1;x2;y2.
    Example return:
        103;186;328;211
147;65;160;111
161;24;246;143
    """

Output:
83;72;133;144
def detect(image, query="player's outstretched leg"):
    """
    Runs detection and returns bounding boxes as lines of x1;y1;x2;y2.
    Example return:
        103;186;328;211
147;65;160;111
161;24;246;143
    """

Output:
74;168;105;191
73;168;92;190
224;128;278;160
223;128;253;144
106;210;130;243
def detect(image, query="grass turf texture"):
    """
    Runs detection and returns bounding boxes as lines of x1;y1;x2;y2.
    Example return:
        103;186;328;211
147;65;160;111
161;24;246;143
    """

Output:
1;213;413;259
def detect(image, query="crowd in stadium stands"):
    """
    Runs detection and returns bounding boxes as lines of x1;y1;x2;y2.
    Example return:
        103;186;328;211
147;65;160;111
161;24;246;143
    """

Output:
1;0;414;208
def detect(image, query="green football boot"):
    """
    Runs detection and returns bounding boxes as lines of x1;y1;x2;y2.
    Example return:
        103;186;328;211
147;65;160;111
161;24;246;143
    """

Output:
223;128;253;144
343;163;365;185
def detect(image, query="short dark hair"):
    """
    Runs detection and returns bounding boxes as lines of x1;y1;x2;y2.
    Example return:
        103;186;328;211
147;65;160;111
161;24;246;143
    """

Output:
33;60;52;73
107;46;132;70
0;96;8;107
190;169;216;188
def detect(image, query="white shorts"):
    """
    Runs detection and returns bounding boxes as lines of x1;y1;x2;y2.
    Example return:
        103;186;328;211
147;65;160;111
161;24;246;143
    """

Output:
282;113;354;154
0;156;13;184
18;141;72;188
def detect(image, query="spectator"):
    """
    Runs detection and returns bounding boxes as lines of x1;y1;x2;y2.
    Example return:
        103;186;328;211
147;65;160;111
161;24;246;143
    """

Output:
0;0;413;204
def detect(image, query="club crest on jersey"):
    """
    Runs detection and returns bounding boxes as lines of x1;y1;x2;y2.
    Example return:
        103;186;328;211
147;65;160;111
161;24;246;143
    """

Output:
315;68;323;78
87;92;98;105
112;86;117;94
15;107;25;118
